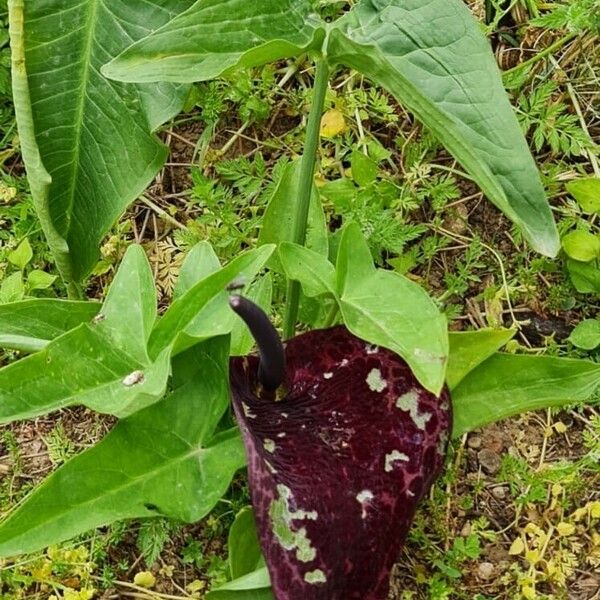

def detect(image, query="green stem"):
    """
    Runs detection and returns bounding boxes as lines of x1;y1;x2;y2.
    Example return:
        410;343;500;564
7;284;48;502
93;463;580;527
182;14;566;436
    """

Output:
504;31;578;76
323;302;339;328
522;0;539;18
282;59;329;339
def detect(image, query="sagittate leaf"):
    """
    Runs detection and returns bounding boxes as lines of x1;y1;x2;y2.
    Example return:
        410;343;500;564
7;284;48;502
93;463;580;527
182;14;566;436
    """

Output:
447;329;516;390
336;221;375;295
8;0;196;283
452;353;600;437
173;242;222;300
172;244;274;357
103;0;323;84
337;223;448;394
328;0;559;257
0;337;245;557
258;159;328;273
98;244;156;364
0;299;100;353
170;242;227;355
0;324;171;424
0;247;169;423
149;245;274;358
278;243;336;298
230;326;451;600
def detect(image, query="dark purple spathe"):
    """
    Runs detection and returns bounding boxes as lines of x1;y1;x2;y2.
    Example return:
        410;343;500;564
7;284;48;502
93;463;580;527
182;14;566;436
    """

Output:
230;325;452;600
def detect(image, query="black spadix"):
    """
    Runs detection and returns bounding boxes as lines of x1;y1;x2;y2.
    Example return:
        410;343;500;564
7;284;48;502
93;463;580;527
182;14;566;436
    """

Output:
229;294;285;391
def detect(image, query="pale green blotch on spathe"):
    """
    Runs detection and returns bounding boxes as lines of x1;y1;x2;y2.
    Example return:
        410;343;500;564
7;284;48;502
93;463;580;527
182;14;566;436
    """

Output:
269;484;318;563
356;490;373;503
396;390;432;430
366;368;387;392
304;569;327;584
396;390;419;412
384;450;409;472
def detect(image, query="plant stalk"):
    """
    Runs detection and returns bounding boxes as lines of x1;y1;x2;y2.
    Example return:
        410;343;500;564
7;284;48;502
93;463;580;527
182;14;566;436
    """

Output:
283;59;329;339
503;31;578;76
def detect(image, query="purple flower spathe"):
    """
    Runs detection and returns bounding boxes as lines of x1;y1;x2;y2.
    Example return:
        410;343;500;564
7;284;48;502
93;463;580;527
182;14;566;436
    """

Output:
230;325;452;599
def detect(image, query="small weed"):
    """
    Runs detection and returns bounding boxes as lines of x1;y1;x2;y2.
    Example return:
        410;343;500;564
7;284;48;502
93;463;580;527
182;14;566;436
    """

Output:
440;237;486;303
43;424;75;467
0;545;96;599
530;0;600;33
517;80;594;157
136;518;178;566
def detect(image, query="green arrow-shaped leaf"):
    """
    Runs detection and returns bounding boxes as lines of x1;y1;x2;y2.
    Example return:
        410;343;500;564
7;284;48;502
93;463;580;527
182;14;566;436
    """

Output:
98;244;156;364
0;299;100;353
336;223;448;394
447;328;516;390
278;242;336;298
0;245;168;423
103;0;323;83
0;325;171;424
328;0;559;257
170;243;273;356
452;353;600;437
0;337;244;558
149;245;274;358
8;0;196;284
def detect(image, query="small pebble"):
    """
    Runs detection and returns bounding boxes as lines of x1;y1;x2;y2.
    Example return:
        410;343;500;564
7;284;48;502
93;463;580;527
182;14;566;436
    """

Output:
468;435;482;449
478;448;501;475
491;486;508;499
477;562;495;580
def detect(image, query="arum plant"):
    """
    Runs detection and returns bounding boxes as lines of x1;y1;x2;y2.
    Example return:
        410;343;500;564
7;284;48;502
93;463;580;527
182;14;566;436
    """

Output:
98;0;565;395
0;242;598;596
1;1;599;599
219;282;600;599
